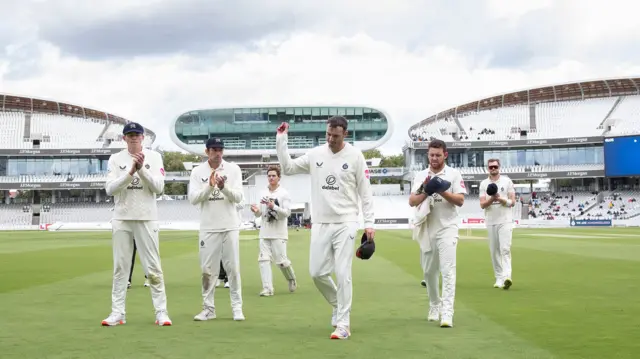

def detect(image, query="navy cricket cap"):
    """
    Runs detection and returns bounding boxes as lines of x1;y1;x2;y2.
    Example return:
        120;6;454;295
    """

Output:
355;233;375;260
123;122;144;135
206;137;224;149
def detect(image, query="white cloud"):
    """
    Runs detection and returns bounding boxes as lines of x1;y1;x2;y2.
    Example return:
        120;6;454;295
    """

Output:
2;1;640;156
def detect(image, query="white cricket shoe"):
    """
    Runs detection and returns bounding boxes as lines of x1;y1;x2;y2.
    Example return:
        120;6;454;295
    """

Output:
330;326;350;340
215;279;222;287
233;309;245;321
144;279;150;287
288;279;297;292
155;311;172;326
224;281;230;288
127;281;131;289
428;306;440;322
101;312;126;326
440;314;453;328
194;307;216;321
331;307;338;328
420;280;426;287
493;280;503;288
260;288;274;297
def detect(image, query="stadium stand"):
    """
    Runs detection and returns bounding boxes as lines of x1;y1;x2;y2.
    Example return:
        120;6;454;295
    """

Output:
3;79;640;231
408;78;640;142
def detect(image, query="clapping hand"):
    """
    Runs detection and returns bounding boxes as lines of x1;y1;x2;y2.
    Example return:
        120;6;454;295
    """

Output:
215;173;225;189
129;153;145;175
133;152;145;170
250;204;259;213
209;170;216;187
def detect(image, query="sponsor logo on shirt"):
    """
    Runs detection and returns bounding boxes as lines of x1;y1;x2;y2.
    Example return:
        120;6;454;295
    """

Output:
322;175;340;191
127;176;144;190
364;169;370;179
208;188;225;201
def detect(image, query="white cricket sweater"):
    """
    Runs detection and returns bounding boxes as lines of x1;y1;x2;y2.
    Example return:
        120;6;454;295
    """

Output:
254;186;291;240
276;133;375;228
188;160;244;232
105;149;166;221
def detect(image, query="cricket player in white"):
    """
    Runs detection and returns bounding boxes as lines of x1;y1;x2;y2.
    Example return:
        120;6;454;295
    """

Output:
250;165;297;296
101;122;172;327
409;139;466;328
188;137;246;321
276;116;375;340
479;158;516;289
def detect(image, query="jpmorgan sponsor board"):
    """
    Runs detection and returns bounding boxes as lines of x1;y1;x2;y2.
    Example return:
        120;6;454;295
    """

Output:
374;218;409;225
459;170;604;181
570;219;612;227
0;148;120;156
0;182;106;190
368;167;404;177
412;136;602;149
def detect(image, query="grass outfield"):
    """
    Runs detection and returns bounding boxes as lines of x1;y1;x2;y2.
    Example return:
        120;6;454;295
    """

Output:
1;227;639;359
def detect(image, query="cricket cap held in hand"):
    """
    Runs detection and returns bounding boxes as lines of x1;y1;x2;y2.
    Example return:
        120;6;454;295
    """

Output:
356;233;375;260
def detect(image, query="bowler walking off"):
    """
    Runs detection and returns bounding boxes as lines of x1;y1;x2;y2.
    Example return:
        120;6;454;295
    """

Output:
409;139;466;328
479;159;516;289
101;122;172;327
276;116;375;340
188;137;246;321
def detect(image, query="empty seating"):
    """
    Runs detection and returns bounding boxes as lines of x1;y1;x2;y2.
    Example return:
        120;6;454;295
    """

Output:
412;95;635;143
606;96;640;135
457;105;530;141
0;112;27;149
529;98;616;139
31;113;106;148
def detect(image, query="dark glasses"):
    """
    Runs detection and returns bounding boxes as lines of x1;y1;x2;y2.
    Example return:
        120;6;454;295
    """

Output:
488;165;499;170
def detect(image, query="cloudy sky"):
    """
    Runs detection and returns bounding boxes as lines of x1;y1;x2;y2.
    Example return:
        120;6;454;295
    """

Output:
2;0;640;155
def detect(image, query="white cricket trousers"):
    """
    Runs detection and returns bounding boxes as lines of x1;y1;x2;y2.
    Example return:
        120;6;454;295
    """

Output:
487;222;513;281
258;238;296;290
111;220;167;315
199;230;242;311
420;227;458;318
309;222;358;329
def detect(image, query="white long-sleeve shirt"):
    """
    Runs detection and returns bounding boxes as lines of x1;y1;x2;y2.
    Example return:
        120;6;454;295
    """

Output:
105;149;165;221
188;159;244;232
276;133;375;228
253;186;291;240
